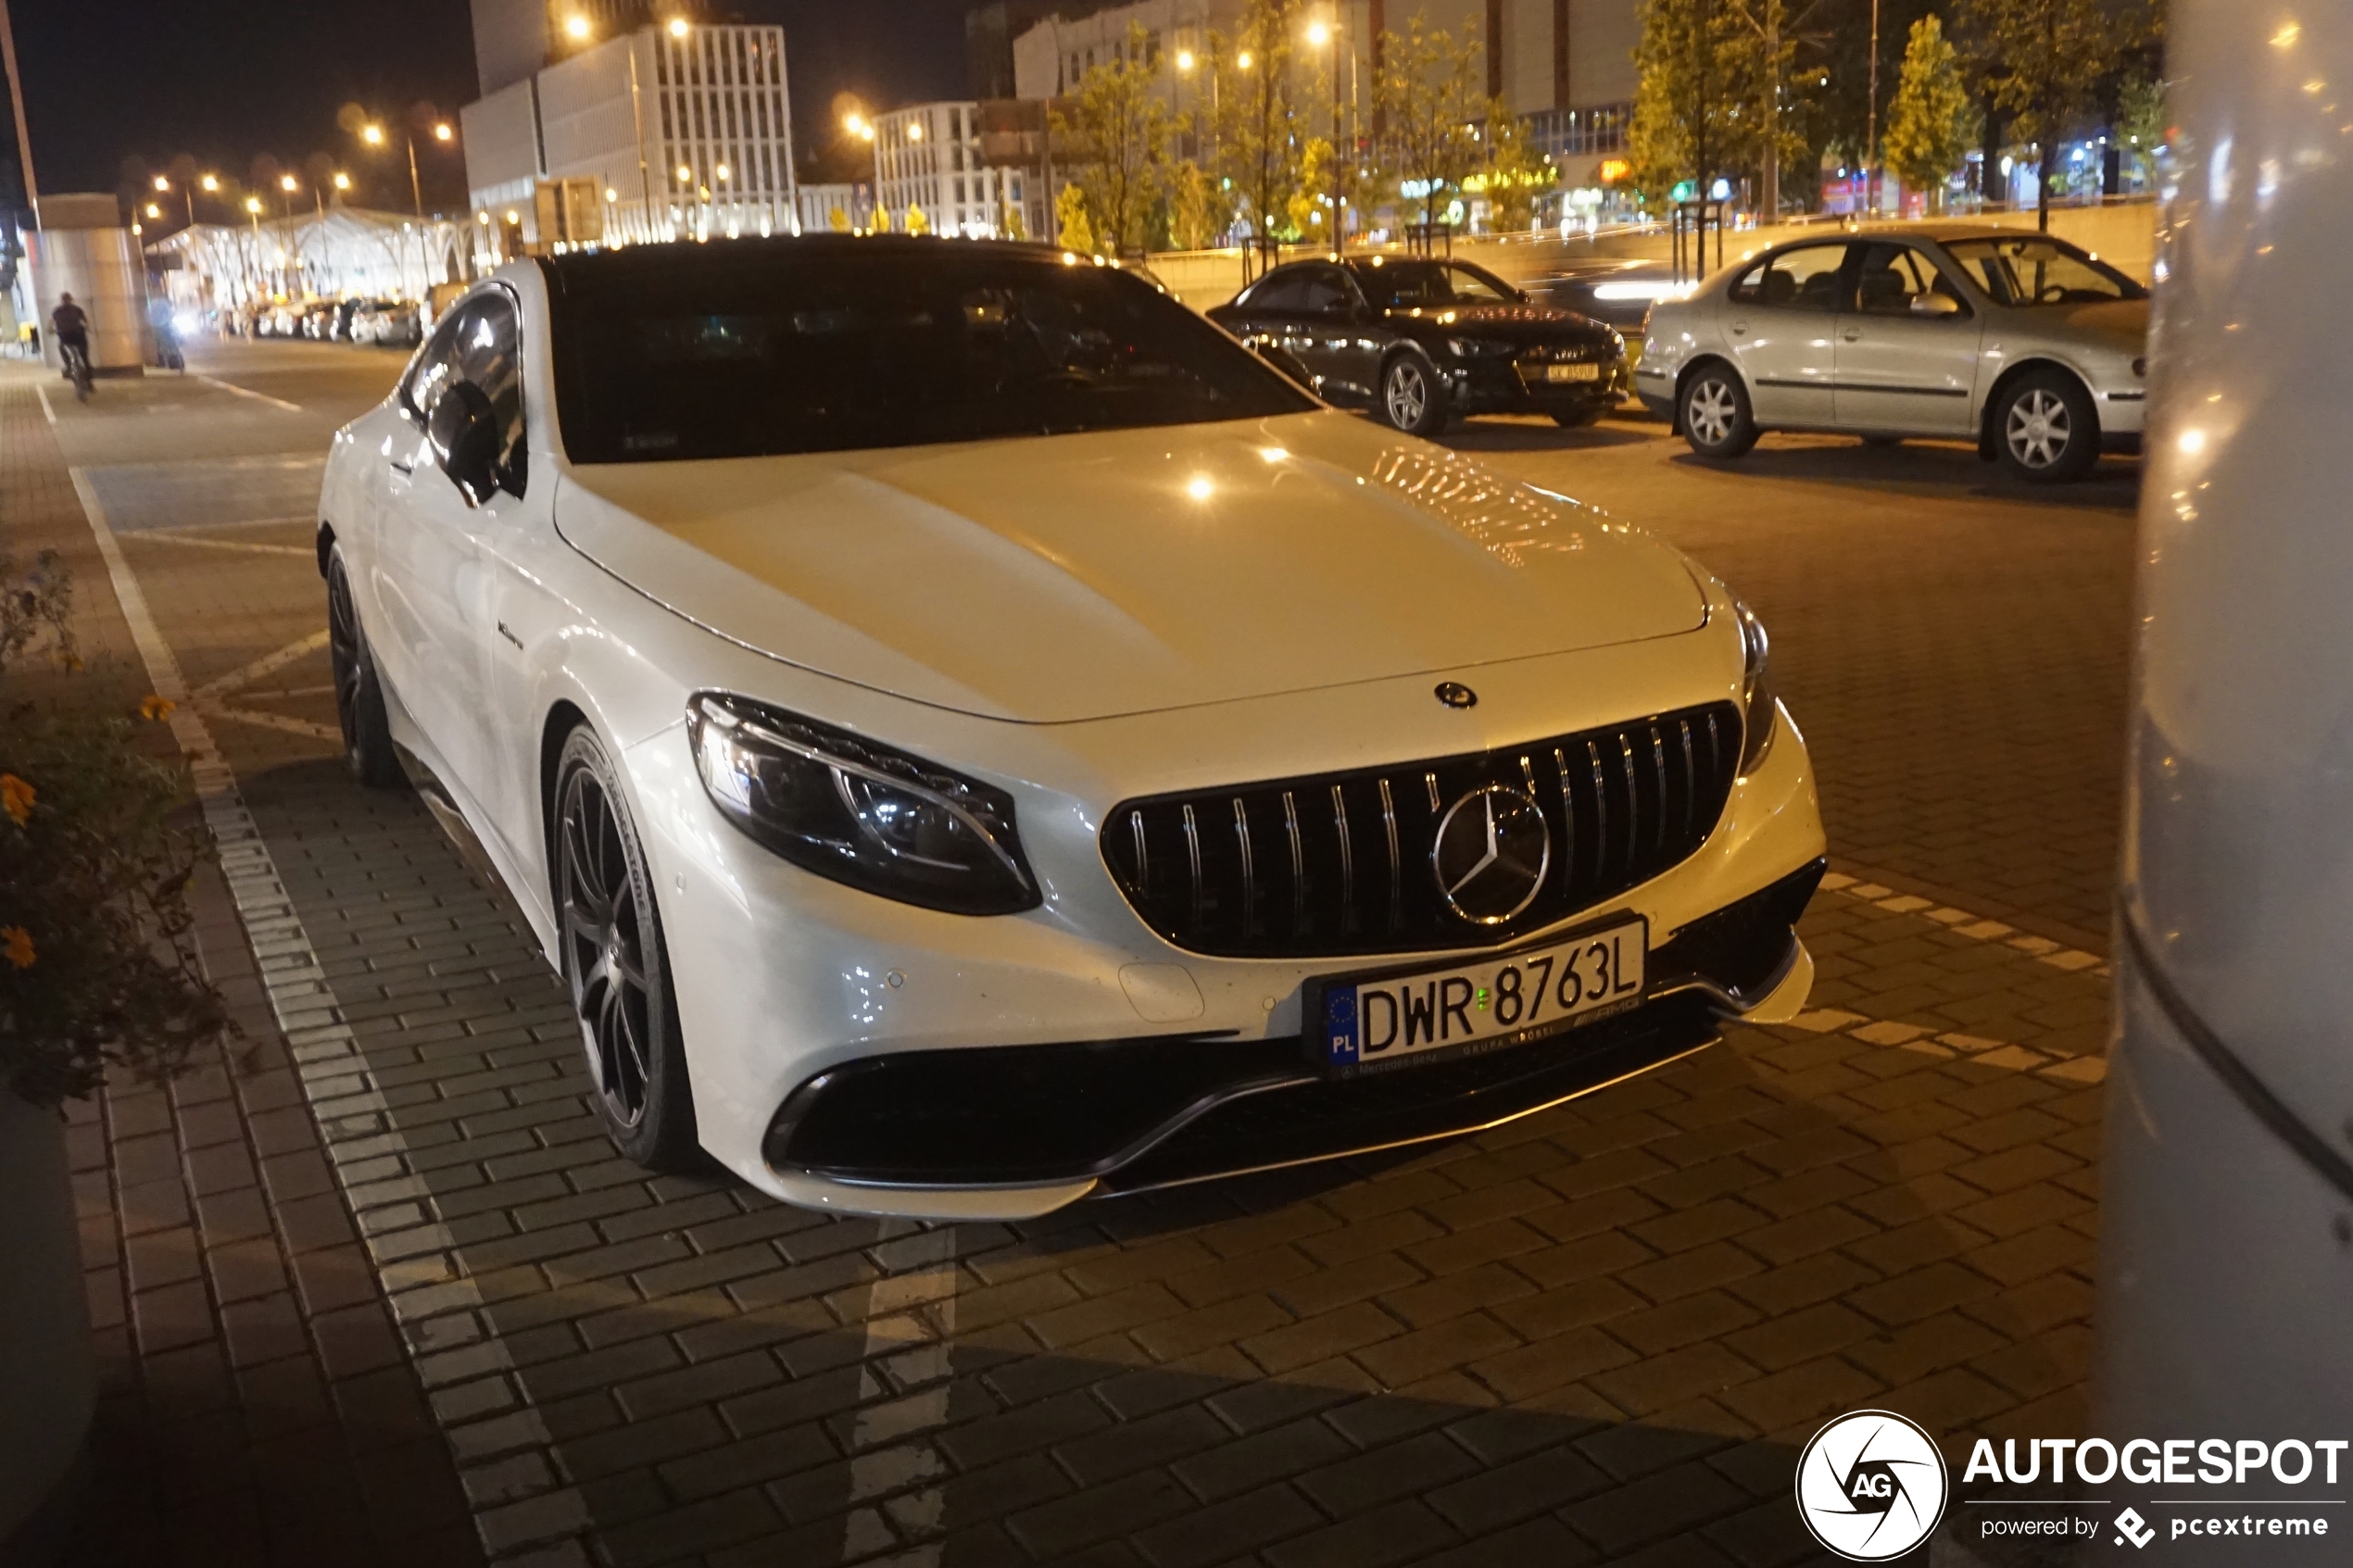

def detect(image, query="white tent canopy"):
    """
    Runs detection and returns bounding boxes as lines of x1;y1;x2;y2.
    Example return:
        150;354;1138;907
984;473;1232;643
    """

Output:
146;206;474;315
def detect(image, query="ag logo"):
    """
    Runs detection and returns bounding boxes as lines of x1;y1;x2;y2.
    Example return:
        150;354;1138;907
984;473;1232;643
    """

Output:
1794;1410;1949;1561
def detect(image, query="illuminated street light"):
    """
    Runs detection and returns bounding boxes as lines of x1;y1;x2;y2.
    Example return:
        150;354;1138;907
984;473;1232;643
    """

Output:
908;122;924;142
361;123;385;146
1237;50;1253;69
564;14;590;39
333;171;351;190
434;123;453;142
715;163;731;181
1176;48;1195;70
676;163;693;182
145;202;161;219
669;17;689;36
280;173;298;192
1306;20;1329;45
153;174;170;192
200;173;220;192
245;196;261;213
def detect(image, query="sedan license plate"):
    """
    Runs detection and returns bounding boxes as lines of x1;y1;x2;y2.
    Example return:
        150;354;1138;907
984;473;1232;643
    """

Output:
1541;362;1602;383
1315;918;1647;1074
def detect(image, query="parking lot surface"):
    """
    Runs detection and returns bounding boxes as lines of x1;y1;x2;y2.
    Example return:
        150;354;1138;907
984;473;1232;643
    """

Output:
15;342;2133;1568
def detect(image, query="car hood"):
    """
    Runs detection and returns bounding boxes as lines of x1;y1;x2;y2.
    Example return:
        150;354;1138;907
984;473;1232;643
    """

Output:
555;409;1706;724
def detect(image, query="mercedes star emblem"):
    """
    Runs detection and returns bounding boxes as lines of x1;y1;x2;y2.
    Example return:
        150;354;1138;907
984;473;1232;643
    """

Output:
1434;682;1478;709
1430;784;1551;924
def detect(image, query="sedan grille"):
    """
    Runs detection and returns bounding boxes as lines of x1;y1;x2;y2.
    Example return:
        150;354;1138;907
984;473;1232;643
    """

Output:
1102;702;1742;959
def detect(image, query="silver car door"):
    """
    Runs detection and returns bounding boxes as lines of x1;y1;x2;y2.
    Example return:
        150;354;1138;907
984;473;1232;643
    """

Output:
1721;243;1849;426
1832;243;1983;434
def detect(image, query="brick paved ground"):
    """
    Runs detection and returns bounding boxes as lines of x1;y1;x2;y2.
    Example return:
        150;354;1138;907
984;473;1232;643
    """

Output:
14;348;2129;1568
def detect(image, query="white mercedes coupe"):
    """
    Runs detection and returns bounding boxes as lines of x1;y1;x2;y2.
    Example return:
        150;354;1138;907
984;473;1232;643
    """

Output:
318;238;1827;1219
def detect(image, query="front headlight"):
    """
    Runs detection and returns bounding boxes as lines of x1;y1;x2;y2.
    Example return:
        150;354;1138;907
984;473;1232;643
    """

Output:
686;693;1040;915
1445;336;1515;358
1734;598;1776;773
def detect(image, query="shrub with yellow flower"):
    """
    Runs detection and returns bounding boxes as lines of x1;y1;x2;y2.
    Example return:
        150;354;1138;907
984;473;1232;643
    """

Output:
1;554;230;1109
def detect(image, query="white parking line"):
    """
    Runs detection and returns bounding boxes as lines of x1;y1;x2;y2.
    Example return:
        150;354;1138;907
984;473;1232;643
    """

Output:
1821;868;2111;977
841;1224;960;1565
193;630;332;701
125;531;311;558
69;467;591;1566
195;372;303;413
36;384;56;425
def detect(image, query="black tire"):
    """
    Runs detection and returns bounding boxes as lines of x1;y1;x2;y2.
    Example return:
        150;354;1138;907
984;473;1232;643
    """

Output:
553;727;698;1171
325;547;406;789
1680;363;1758;458
1378;352;1450;437
1993;369;2099;483
1551;407;1609;429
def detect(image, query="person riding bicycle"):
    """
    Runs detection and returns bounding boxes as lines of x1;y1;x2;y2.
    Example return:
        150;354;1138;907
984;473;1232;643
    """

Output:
52;294;92;380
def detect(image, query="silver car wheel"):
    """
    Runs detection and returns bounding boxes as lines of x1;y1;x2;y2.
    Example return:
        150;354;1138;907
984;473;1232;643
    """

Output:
1688;378;1737;445
2005;388;2072;470
1384;360;1428;428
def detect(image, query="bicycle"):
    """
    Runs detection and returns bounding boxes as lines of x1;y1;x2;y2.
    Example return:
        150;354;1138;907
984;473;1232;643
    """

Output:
59;340;94;402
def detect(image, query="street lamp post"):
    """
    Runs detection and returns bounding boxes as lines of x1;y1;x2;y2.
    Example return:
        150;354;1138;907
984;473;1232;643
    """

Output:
363;119;451;217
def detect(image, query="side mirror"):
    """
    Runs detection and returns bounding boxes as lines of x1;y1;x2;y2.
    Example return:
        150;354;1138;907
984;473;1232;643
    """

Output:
1910;292;1963;318
428;381;501;506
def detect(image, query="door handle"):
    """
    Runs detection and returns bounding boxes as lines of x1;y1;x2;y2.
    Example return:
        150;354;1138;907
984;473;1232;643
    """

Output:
390;458;414;475
1840;330;1862;343
1729;320;1749;336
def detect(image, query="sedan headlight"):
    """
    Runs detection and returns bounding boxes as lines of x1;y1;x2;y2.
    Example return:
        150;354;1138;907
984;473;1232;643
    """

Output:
686;693;1039;915
1445;336;1516;358
1733;598;1776;773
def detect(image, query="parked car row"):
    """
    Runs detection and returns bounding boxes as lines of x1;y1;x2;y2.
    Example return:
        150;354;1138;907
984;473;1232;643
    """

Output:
248;296;425;347
1205;230;2148;485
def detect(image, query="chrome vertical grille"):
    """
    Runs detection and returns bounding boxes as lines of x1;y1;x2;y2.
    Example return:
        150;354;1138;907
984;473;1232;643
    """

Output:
1102;701;1741;959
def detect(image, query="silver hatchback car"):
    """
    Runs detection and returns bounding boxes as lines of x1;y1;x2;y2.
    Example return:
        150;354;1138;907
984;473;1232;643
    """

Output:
1637;225;2149;482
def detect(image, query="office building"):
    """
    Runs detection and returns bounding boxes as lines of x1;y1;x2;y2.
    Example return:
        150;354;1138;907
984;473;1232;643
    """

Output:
461;20;799;250
874;103;1026;240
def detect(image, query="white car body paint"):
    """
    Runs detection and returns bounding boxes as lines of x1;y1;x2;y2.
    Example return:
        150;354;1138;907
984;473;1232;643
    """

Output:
323;251;1827;1220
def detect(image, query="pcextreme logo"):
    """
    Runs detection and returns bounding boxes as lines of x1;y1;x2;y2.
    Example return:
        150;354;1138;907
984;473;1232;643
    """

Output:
1795;1410;1950;1561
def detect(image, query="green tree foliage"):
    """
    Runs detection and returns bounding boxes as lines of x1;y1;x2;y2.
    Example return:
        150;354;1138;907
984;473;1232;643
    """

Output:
1373;8;1484;249
1288;136;1339;245
1960;0;2154;228
1000;198;1028;242
1052;22;1174;256
904;202;931;236
1882;15;1975;210
1210;0;1309;264
1167;158;1231;250
1055;182;1097;253
2115;72;2165;182
1471;94;1556;232
1629;0;1761;213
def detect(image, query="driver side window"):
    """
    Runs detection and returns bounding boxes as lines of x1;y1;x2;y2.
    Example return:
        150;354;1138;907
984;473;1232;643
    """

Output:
1730;245;1850;310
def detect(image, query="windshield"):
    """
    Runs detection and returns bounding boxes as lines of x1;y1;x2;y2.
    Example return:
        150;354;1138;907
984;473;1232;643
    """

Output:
1354;260;1522;310
546;244;1315;464
1940;237;2147;307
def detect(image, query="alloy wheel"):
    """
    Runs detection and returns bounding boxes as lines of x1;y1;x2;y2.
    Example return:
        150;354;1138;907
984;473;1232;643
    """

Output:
1687;379;1737;446
558;767;654;1129
1385;361;1428;428
2005;388;2071;470
326;558;364;747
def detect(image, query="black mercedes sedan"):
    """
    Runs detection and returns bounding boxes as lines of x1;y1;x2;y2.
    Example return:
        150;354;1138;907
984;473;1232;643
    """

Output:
1207;255;1629;435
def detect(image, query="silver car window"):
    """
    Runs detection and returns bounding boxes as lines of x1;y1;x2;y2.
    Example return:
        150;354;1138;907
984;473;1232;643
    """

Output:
1854;244;1971;319
1729;245;1850;310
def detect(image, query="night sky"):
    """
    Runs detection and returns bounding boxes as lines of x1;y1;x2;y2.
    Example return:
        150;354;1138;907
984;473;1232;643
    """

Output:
9;0;972;208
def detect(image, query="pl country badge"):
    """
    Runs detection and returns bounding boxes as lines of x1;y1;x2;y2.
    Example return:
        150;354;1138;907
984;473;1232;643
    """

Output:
1795;1409;1951;1561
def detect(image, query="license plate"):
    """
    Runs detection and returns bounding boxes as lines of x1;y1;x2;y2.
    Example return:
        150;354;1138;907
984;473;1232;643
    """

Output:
1541;362;1602;383
1314;917;1647;1074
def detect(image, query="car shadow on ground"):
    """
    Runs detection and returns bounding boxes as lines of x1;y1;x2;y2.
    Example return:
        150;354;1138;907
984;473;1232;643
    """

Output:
1667;439;2143;514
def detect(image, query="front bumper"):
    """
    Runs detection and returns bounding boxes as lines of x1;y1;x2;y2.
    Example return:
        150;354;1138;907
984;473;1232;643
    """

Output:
1445;358;1630;417
624;635;1826;1220
762;859;1821;1207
